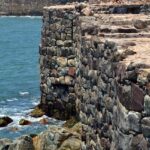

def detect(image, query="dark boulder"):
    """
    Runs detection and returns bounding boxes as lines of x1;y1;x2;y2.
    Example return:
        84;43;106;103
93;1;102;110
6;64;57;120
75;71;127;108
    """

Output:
19;119;31;126
0;116;13;127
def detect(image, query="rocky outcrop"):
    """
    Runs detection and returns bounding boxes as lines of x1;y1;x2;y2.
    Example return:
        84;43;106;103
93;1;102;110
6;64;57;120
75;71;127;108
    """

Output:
0;123;82;150
0;136;34;150
0;138;12;150
33;123;82;150
8;136;34;150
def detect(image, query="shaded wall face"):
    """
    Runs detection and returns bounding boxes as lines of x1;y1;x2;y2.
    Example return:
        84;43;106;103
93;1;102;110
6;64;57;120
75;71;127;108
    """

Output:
39;5;81;120
77;37;118;150
77;11;150;150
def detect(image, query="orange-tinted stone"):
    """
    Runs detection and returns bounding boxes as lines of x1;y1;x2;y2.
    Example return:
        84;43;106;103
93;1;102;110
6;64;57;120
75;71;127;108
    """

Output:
68;67;76;77
39;118;49;125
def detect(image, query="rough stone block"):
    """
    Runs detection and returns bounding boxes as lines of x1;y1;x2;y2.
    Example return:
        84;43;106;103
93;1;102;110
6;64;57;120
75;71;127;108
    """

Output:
142;117;150;138
131;83;144;112
144;95;150;115
68;67;76;77
113;101;141;133
57;57;67;67
117;83;144;112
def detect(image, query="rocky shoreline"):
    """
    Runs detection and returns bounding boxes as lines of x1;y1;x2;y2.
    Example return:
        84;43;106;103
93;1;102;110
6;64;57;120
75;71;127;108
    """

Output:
0;117;82;150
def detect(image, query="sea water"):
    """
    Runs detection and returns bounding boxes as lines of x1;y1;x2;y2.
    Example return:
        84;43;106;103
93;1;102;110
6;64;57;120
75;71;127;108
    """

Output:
0;16;62;139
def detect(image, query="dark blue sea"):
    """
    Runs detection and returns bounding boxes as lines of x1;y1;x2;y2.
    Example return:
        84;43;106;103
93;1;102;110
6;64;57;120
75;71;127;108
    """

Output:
0;16;62;139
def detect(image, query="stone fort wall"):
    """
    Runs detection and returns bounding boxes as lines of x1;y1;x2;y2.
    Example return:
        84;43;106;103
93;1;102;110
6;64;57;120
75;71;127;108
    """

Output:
39;4;150;149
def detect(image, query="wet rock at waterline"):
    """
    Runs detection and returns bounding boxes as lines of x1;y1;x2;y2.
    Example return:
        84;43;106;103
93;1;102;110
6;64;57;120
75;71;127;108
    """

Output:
0;117;13;127
19;119;32;126
30;107;45;118
0;123;82;150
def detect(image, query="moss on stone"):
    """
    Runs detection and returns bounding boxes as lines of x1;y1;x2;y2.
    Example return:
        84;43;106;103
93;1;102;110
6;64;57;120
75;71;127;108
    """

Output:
0;119;7;127
19;119;31;125
30;107;45;118
63;117;79;128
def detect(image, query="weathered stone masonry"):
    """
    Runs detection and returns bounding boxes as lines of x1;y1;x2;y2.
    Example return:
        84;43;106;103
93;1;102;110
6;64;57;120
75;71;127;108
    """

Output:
40;4;150;150
39;5;81;120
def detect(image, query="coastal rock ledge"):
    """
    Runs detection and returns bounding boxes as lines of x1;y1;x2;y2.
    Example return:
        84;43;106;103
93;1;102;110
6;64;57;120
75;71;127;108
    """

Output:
0;123;82;150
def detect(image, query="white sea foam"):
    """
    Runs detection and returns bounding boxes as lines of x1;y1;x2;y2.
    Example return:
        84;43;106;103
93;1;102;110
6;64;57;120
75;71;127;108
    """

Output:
0;15;42;19
19;91;29;96
0;113;64;132
32;101;39;106
22;16;42;19
0;16;42;19
25;115;48;122
6;98;18;102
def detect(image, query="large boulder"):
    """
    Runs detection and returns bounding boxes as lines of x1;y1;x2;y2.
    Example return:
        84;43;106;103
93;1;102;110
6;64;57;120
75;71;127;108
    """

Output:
81;7;93;16
30;107;45;118
19;119;31;126
0;116;13;127
0;138;12;150
8;136;34;150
